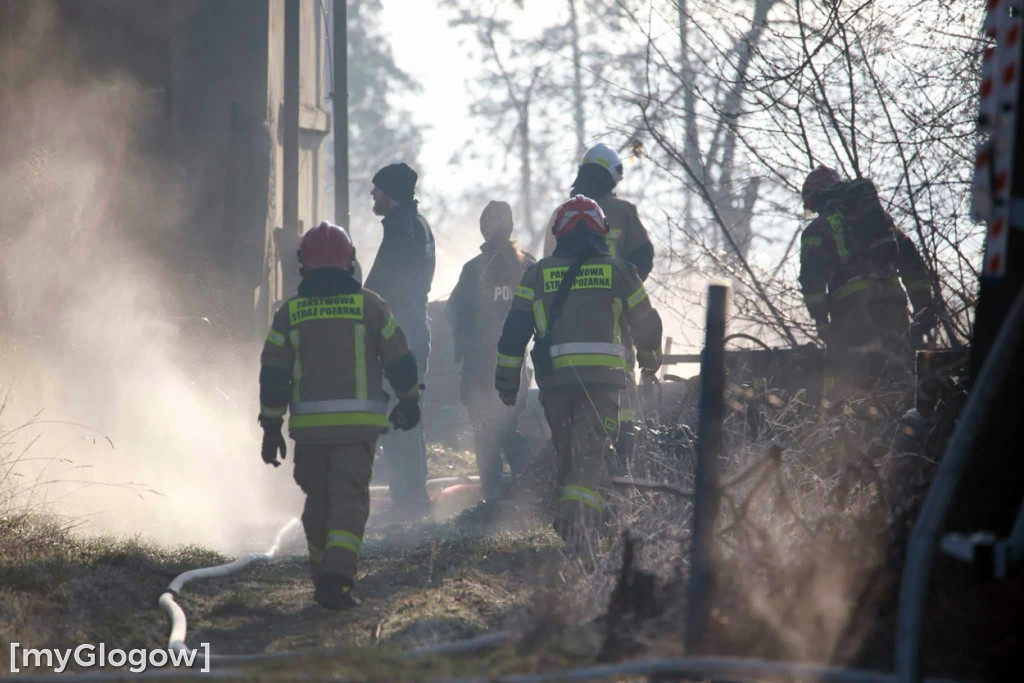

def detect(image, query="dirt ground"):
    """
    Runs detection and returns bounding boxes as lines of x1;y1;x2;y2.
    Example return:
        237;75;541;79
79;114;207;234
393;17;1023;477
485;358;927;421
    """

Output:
1;507;604;680
0;444;617;680
3;437;1023;681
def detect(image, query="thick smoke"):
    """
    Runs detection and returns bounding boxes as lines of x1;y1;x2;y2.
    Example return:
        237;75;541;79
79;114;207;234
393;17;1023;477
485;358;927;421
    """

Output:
0;1;298;551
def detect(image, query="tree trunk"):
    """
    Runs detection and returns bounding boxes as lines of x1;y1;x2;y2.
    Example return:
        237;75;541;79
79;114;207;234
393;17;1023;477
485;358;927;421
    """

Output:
519;99;535;251
569;0;585;158
710;0;776;257
679;0;700;224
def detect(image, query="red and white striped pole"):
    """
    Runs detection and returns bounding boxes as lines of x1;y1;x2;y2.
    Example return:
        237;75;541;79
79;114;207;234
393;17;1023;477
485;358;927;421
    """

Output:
980;0;1024;278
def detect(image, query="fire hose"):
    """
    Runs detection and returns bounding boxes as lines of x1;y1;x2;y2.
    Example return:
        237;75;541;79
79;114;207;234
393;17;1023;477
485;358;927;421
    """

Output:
158;518;301;657
158;476;483;662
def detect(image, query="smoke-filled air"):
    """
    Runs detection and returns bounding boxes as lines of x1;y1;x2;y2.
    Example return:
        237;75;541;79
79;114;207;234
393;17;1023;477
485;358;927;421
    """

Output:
1;0;1021;681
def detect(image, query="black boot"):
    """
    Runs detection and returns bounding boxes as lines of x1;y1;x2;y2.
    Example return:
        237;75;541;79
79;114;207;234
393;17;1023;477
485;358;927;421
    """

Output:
314;574;358;611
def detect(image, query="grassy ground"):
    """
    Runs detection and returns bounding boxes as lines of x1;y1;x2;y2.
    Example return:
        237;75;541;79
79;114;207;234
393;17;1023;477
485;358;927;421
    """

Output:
0;443;614;680
3;403;1022;681
0;513;222;659
0;507;611;680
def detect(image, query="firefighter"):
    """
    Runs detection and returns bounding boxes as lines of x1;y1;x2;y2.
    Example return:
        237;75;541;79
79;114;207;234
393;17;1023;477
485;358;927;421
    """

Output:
544;143;654;278
496;195;663;547
259;221;421;610
799;166;935;401
364;162;435;519
446;200;535;503
544;143;656;443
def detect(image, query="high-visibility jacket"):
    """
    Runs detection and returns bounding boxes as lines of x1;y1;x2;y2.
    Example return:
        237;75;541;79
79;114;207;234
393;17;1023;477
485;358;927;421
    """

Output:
260;275;419;444
544;195;654;280
495;255;663;393
799;212;932;329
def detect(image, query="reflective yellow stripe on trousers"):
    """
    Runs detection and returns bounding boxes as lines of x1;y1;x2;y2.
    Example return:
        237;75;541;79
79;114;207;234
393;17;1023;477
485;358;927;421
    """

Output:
326;529;362;556
561;485;604;512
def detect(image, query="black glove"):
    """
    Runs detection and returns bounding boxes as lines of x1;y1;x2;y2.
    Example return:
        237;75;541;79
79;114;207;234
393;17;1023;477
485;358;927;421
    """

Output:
389;398;421;431
260;419;287;467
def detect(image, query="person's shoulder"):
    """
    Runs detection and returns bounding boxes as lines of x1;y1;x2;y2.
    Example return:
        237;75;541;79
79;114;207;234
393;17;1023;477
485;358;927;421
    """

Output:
271;295;301;327
276;293;303;310
360;287;389;310
600;194;638;216
601;194;635;209
460;252;487;274
413;206;432;230
803;215;829;234
535;254;568;269
529;256;565;278
606;256;640;275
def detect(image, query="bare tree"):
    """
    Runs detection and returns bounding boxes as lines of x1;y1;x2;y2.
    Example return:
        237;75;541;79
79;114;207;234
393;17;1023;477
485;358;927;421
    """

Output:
444;0;642;253
627;0;981;346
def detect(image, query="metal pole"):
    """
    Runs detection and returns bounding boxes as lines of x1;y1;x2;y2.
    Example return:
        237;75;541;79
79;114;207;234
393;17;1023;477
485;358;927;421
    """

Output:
686;283;728;654
282;0;300;295
332;0;349;231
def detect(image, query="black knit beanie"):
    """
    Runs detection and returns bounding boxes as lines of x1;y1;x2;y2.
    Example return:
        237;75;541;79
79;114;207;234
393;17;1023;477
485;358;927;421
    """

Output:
372;163;418;203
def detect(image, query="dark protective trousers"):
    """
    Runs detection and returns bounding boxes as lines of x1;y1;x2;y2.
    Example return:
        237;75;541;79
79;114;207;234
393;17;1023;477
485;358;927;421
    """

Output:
293;439;376;582
825;298;913;403
465;387;529;500
379;323;430;516
540;386;618;548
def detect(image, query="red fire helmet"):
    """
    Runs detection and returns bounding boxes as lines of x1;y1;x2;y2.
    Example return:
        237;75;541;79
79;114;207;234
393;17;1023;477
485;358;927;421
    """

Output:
551;195;609;238
299;221;355;271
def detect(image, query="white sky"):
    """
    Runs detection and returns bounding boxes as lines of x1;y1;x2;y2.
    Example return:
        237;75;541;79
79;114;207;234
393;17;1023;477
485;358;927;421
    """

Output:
378;2;475;193
378;1;572;202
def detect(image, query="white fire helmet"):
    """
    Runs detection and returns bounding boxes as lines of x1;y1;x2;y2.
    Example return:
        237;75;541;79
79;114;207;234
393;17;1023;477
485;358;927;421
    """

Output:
581;143;624;184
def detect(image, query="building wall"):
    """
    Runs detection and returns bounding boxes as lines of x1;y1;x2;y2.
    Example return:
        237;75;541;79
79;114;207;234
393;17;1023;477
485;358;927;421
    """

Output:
261;0;331;323
0;0;330;339
169;0;272;336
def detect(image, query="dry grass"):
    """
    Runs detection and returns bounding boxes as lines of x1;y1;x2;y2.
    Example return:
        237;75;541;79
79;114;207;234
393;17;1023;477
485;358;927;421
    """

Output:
427;441;478;479
538;382;908;669
2;382;1017;680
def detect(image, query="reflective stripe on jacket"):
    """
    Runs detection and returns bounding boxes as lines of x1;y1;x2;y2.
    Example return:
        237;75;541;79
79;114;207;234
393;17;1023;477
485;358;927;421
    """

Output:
495;256;662;392
798;211;932;325
260;288;413;443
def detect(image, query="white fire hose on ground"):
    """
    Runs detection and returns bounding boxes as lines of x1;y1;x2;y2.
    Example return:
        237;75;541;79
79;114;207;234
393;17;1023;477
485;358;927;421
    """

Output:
156;476;483;664
158;518;301;658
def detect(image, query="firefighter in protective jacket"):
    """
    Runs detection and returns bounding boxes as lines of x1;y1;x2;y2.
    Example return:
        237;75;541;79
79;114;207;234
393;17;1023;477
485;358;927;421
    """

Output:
544;143;654;278
259;221;421;610
496;196;663;547
798;166;934;398
446;200;534;502
544;143;655;435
